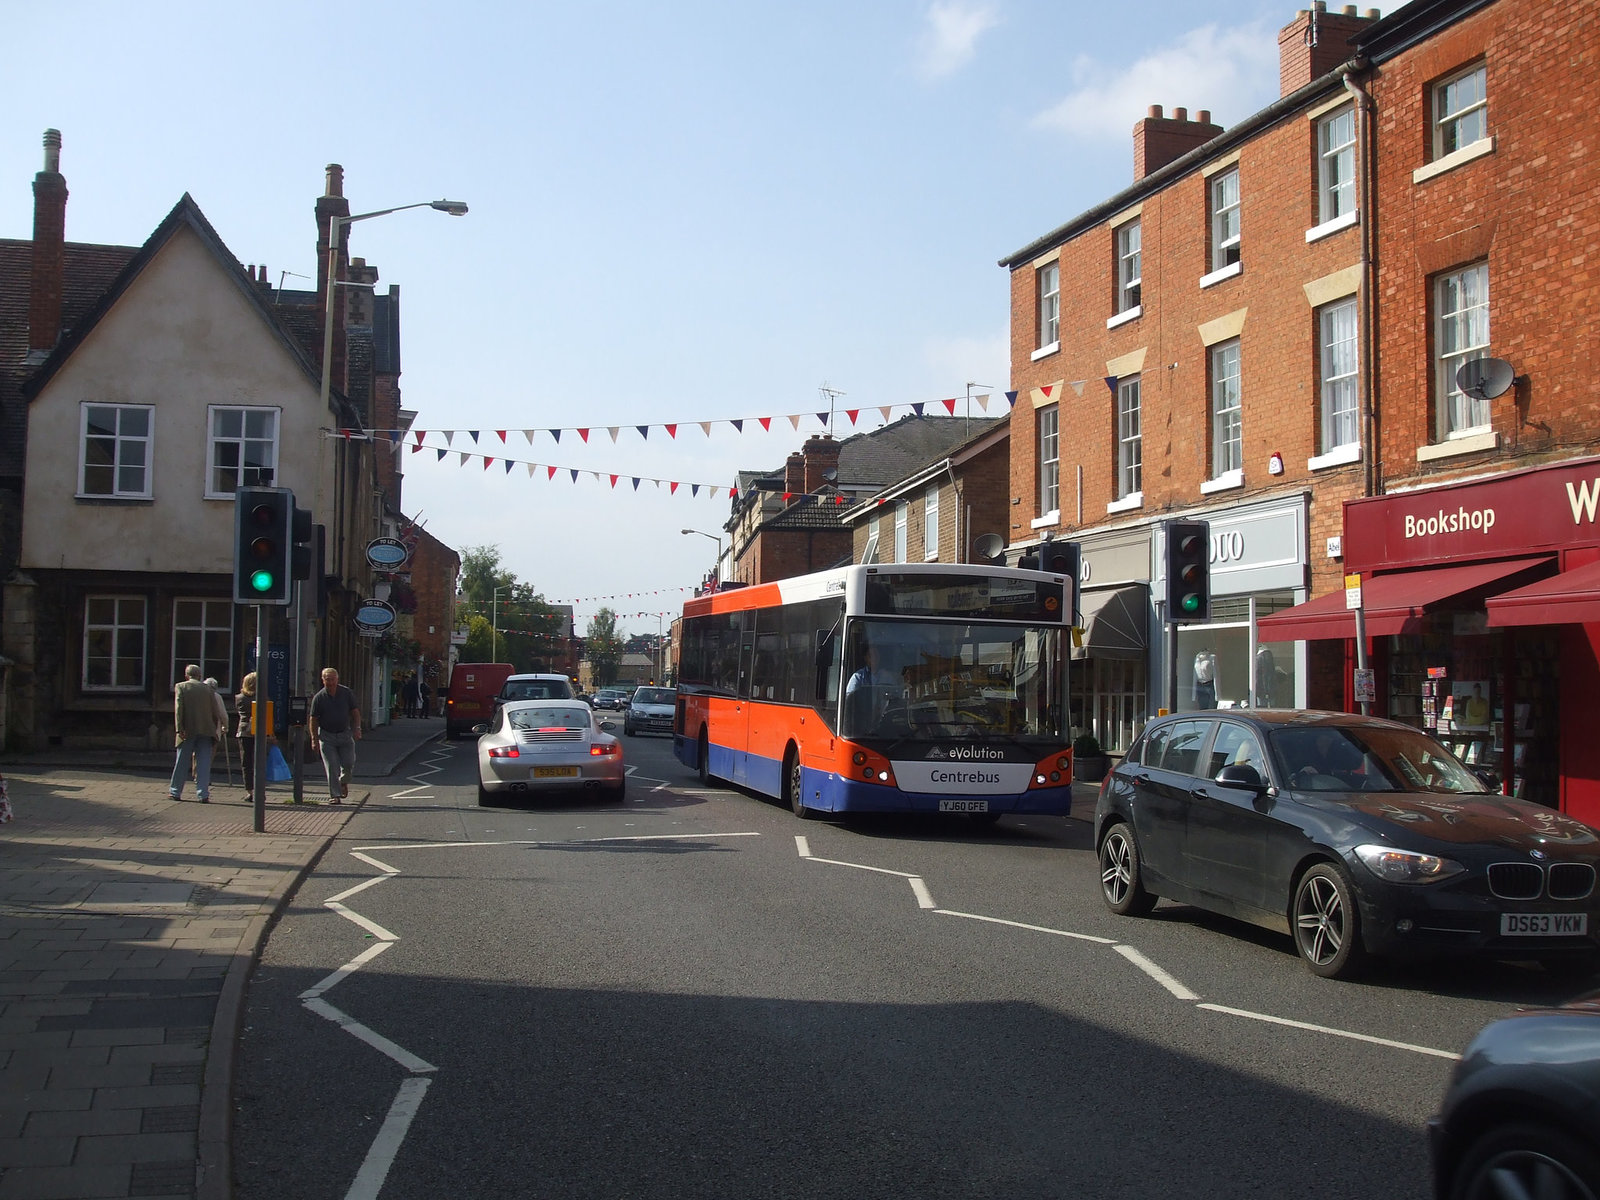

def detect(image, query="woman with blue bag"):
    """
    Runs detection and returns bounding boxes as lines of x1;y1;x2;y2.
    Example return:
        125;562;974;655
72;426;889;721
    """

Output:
234;672;278;802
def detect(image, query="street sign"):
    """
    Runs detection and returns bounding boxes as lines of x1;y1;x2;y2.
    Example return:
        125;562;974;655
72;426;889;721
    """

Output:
1345;572;1363;610
356;599;397;632
366;537;411;570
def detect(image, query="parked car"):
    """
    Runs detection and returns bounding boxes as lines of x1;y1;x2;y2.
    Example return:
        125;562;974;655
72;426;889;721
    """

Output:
474;699;625;806
443;663;515;740
592;688;628;711
1094;709;1600;979
1429;990;1600;1199
624;686;676;737
495;673;577;707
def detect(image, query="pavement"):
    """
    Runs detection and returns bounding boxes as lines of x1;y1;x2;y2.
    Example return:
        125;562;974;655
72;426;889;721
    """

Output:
0;715;447;1200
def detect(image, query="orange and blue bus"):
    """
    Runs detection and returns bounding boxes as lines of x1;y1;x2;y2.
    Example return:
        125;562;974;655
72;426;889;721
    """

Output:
673;562;1074;820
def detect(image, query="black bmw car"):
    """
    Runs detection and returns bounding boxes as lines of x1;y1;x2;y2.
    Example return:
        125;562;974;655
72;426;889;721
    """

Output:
1094;710;1600;979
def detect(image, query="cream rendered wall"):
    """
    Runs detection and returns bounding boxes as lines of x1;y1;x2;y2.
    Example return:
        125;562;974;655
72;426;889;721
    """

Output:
20;224;333;575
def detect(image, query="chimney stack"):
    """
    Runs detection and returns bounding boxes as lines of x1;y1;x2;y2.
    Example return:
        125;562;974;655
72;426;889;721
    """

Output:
315;163;352;404
801;435;841;496
28;129;68;356
1278;3;1381;97
784;452;805;497
1133;105;1223;180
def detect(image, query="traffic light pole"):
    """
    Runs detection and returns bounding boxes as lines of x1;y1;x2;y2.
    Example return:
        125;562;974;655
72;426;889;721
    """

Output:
253;605;267;833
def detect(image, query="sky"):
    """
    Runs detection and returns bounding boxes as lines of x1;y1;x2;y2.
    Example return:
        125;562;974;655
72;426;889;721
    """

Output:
1;0;1392;638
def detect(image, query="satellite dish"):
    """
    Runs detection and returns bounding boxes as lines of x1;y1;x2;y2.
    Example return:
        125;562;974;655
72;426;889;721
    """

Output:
1456;357;1517;401
973;533;1005;562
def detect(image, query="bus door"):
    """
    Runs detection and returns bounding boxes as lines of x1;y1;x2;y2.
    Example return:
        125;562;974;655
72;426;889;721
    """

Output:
730;623;758;786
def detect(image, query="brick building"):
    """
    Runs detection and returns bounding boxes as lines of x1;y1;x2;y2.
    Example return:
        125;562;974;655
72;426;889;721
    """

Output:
1001;4;1381;750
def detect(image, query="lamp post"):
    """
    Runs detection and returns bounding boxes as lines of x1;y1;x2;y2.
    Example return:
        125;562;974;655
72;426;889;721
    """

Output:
681;528;723;588
491;585;509;664
316;196;468;644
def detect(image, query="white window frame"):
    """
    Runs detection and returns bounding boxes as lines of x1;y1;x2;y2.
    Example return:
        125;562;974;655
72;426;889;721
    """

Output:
1436;262;1491;439
1210;340;1243;480
1317;106;1357;225
1434;63;1487;159
894;501;908;563
82;595;147;691
206;406;281;499
923;484;939;561
1116;376;1142;501
1038;405;1060;519
1116;221;1142;314
78;403;154;500
1318;298;1360;454
1038;262;1060;351
1210;169;1241;273
171;597;235;693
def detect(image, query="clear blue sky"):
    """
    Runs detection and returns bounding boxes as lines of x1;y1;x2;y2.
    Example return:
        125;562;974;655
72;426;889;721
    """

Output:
3;0;1397;638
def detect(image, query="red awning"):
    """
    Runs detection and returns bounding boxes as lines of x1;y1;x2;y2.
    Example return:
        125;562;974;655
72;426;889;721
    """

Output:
1257;556;1553;642
1487;557;1600;627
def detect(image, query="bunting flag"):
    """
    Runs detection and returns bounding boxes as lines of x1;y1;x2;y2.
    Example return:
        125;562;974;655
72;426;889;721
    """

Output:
496;430;507;443
941;398;957;414
1005;390;1019;407
577;428;590;442
468;431;480;444
758;417;771;431
523;429;537;444
608;427;620;442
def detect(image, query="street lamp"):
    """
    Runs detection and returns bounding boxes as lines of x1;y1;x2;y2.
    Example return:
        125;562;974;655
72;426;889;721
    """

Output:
491;585;509;664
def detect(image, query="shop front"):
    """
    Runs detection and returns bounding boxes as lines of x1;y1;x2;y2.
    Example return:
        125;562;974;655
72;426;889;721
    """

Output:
1159;494;1309;716
1257;455;1600;826
1069;525;1151;754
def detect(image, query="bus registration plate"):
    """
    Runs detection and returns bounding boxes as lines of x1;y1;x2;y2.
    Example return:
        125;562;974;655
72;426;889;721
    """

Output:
939;799;989;814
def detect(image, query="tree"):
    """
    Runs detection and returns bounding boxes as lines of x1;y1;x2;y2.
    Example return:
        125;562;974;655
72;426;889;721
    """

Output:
460;614;496;664
460;545;513;607
586;607;623;686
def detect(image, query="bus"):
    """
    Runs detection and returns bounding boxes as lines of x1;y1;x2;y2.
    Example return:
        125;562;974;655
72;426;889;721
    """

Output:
673;562;1075;820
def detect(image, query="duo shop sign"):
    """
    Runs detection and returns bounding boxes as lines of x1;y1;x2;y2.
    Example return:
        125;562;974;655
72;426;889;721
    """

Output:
1345;456;1600;572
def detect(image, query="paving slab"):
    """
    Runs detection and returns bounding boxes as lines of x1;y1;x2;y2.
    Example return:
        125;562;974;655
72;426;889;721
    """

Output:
0;716;441;1198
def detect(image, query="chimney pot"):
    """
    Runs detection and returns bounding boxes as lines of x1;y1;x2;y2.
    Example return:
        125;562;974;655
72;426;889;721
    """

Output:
324;163;344;198
1148;104;1163;118
1174;106;1188;121
1343;4;1356;13
1198;109;1212;123
42;128;62;174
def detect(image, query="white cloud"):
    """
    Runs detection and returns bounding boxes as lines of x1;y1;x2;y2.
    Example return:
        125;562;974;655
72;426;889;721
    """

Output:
1032;20;1280;141
916;1;1001;81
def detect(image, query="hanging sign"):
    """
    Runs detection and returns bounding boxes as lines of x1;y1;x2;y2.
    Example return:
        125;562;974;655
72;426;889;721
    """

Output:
355;599;397;632
366;537;411;570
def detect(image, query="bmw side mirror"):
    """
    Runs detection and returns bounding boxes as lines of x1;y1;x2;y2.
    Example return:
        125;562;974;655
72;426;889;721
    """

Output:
1215;763;1267;793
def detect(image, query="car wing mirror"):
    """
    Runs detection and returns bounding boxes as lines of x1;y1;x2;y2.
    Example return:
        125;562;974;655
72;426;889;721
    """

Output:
1215;763;1267;793
472;723;489;736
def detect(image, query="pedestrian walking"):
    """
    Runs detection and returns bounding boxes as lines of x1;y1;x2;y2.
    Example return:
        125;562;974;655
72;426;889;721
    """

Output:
169;665;218;802
234;671;267;803
418;677;431;718
401;672;420;718
308;666;362;804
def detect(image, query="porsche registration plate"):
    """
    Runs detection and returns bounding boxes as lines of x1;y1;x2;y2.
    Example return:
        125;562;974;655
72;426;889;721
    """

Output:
1500;912;1588;937
533;766;578;779
939;799;989;814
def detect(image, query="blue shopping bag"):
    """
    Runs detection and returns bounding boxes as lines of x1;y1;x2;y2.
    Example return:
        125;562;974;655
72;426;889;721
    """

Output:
265;743;292;782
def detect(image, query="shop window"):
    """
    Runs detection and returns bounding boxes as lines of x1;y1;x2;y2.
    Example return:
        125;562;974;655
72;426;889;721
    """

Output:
1172;592;1301;713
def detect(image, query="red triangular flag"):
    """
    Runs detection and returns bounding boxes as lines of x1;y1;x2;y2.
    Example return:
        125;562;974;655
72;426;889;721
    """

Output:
483;457;494;470
759;416;772;431
578;428;590;443
665;424;677;438
942;398;957;414
846;409;859;424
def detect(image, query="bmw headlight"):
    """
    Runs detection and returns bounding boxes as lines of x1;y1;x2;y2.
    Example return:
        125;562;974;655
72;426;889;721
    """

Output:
1354;844;1465;884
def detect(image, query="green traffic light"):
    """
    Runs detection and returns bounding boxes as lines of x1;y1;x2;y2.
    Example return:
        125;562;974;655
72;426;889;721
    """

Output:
1181;594;1201;613
250;570;275;593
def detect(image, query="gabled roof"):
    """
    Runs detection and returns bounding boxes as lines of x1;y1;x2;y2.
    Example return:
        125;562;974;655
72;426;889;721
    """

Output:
18;194;359;428
0;239;137;480
843;416;1010;522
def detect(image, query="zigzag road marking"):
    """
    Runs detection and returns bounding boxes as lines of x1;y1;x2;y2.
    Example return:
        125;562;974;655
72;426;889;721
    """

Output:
387;740;452;800
793;835;1458;1061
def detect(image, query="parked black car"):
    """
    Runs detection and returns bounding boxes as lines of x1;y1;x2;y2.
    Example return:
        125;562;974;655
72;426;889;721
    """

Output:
1095;709;1600;979
1429;990;1600;1198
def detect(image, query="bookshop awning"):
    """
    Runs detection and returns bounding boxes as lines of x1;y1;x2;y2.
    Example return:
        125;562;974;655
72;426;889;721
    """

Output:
1072;585;1148;660
1487;557;1600;628
1257;557;1553;641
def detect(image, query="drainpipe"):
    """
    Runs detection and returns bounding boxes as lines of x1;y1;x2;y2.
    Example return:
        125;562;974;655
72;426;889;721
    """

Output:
1343;66;1378;500
945;462;961;562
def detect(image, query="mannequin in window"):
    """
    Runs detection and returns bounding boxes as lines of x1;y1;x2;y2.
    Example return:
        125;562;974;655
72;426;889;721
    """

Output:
1193;650;1217;709
1254;644;1276;708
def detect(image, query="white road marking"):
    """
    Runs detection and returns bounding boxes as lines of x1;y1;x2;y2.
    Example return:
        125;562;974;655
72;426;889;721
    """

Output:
1197;1003;1461;1060
343;1076;433;1200
1114;944;1200;1001
349;851;400;876
795;836;811;858
325;901;399;943
935;909;1117;944
802;855;921;879
324;875;389;905
301;941;393;1000
302;998;437;1074
909;878;936;909
351;832;761;851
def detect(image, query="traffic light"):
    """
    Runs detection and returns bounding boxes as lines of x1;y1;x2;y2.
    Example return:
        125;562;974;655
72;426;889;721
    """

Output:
1040;540;1081;623
1163;519;1211;622
233;487;292;605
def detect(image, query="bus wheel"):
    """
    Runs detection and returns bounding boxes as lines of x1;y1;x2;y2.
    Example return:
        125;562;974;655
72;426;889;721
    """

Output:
784;746;816;820
697;729;713;786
